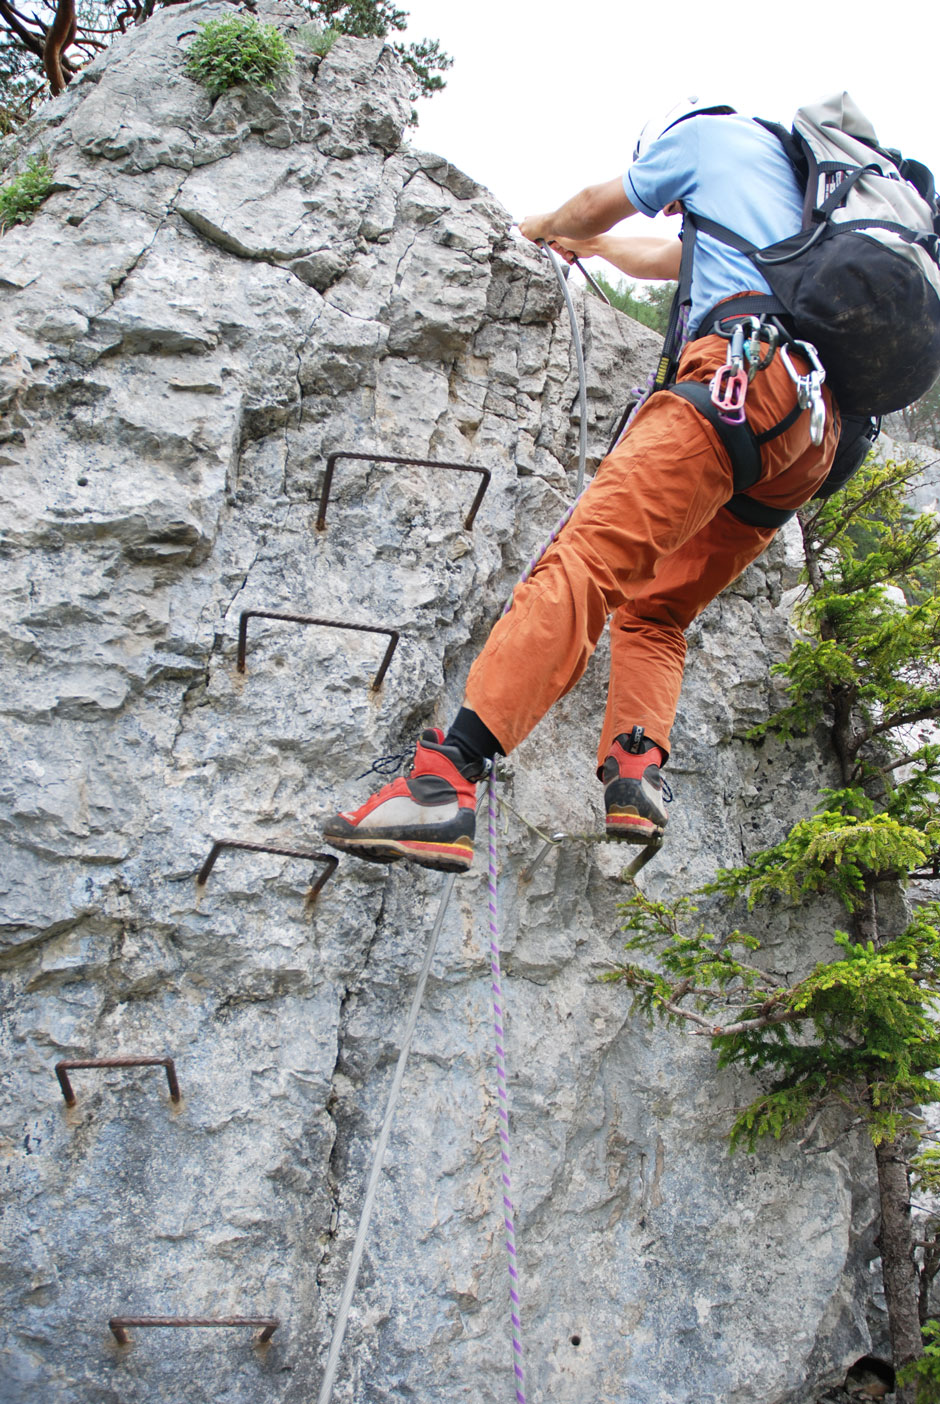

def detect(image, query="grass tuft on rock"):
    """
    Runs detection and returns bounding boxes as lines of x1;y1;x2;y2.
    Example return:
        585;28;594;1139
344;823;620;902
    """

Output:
183;15;294;98
298;22;340;57
0;154;54;233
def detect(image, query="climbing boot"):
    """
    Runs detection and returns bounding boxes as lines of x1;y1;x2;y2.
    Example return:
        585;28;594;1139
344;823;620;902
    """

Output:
322;728;480;873
602;728;669;843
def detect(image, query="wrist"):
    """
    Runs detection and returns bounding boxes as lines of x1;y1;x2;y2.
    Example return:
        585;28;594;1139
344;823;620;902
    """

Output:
519;213;555;244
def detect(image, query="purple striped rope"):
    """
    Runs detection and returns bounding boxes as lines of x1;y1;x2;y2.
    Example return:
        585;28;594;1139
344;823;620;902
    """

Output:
483;292;685;1394
501;495;584;618
501;306;691;618
619;304;691;442
487;771;526;1403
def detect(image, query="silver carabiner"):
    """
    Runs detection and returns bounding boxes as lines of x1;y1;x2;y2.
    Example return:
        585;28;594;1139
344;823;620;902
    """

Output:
779;342;827;445
808;387;826;445
744;318;779;379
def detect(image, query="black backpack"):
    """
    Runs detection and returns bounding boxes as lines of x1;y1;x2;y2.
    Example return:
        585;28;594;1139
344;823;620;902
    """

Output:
627;95;940;514
690;94;940;417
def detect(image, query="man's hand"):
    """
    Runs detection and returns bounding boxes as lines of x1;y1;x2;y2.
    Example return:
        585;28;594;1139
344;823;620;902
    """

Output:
541;235;611;264
518;213;556;244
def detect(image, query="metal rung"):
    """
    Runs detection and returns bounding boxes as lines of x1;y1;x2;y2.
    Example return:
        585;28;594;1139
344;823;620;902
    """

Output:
109;1316;279;1347
55;1057;181;1107
196;841;338;901
237;611;399;691
520;830;665;883
316;452;491;532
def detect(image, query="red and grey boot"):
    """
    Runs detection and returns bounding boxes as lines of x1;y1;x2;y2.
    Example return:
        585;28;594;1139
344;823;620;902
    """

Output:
602;727;669;843
322;728;481;873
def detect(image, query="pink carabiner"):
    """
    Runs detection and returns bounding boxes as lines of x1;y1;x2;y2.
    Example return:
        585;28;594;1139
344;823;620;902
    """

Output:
709;362;748;424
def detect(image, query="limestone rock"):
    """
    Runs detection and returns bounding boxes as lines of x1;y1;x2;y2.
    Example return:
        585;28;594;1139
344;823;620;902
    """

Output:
0;8;886;1403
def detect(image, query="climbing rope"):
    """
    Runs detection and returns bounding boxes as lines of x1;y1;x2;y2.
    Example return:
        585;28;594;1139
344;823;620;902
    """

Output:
319;233;664;1403
317;875;457;1404
482;245;677;1391
540;240;588;496
487;773;526;1402
502;491;585;616
620;304;691;443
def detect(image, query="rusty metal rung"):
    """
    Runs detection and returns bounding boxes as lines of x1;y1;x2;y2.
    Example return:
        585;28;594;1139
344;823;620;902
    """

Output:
316;451;491;532
517;831;665;884
237;611;399;691
196;840;338;901
621;837;665;881
109;1316;279;1346
520;833;566;883
55;1057;181;1108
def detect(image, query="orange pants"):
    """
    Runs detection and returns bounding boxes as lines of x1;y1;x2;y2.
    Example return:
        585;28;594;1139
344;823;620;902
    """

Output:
464;334;839;766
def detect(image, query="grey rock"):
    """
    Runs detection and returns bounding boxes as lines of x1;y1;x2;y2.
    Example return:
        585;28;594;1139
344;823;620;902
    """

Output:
0;10;903;1404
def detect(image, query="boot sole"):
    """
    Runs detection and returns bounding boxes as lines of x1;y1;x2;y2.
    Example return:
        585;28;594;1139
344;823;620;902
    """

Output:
324;832;474;874
605;814;666;844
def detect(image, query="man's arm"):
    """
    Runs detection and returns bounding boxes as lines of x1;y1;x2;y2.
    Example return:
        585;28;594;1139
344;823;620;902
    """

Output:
549;233;682;281
518;177;637;243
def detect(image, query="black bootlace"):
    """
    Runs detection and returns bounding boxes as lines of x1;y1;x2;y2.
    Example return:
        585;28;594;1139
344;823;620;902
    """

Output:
356;749;412;782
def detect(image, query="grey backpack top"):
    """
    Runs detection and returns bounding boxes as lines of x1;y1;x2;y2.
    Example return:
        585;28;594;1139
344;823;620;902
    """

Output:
683;92;940;415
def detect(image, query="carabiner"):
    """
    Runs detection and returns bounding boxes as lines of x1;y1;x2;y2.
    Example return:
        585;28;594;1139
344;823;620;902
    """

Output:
780;342;827;446
709;360;749;424
745;319;779;376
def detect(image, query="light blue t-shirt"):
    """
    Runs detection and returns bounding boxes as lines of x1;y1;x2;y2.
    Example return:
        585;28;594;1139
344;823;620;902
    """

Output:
624;114;805;334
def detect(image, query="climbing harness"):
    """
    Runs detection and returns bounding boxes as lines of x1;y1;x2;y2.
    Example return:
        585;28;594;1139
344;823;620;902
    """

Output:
635;93;940;505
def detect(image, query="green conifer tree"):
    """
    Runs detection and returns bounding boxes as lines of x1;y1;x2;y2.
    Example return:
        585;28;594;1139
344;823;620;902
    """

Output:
610;455;940;1401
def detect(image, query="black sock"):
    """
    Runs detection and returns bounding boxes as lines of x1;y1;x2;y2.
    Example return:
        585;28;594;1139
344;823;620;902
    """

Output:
445;707;505;770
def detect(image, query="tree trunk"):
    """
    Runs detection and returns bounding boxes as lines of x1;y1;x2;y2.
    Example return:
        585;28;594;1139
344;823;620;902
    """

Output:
875;1137;922;1402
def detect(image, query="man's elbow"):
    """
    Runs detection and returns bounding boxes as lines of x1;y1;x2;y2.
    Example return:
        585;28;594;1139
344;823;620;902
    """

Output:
579;178;636;234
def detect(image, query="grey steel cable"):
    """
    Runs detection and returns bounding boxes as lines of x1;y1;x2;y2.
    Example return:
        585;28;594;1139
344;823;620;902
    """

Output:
540;241;588;496
572;256;612;305
316;874;457;1404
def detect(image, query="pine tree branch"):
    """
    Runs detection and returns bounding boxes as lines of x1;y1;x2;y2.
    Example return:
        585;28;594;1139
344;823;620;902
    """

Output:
42;0;76;94
708;1006;802;1038
863;706;940;745
800;462;933;552
873;752;933;779
0;0;46;57
625;973;800;1038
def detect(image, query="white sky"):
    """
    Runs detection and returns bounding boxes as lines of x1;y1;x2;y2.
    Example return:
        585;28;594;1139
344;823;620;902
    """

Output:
401;0;940;244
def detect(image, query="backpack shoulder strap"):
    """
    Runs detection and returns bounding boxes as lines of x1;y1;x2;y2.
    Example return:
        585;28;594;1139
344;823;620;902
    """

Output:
754;117;808;187
649;214;698;391
754;116;818;225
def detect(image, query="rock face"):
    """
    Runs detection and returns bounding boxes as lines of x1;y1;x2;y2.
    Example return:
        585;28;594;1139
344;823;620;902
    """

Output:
0;8;883;1402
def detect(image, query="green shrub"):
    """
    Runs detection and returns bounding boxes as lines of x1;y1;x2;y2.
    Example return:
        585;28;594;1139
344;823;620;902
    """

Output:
0;153;53;233
298;22;340;57
898;1321;940;1402
183;15;294;98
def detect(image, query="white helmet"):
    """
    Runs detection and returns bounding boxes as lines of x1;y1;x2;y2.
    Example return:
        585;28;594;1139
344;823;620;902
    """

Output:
633;97;736;163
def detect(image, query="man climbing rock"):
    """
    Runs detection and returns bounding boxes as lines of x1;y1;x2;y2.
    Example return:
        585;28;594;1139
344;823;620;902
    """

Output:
323;98;841;873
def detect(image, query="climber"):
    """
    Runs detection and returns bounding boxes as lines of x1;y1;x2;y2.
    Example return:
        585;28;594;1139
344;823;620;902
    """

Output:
323;97;841;874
